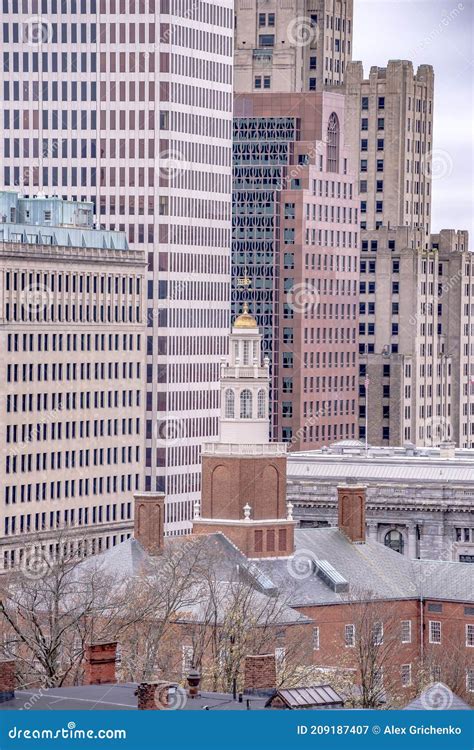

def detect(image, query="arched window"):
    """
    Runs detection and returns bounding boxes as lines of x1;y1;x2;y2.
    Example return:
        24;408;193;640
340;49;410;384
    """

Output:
240;389;252;419
327;112;340;173
384;529;404;555
257;389;266;419
224;389;235;419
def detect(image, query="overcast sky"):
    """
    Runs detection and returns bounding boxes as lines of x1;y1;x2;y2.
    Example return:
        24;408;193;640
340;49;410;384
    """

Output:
352;0;474;238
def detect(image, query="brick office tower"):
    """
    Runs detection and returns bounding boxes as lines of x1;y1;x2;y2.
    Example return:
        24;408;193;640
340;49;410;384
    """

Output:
0;1;234;534
234;0;354;94
233;93;359;448
193;309;296;559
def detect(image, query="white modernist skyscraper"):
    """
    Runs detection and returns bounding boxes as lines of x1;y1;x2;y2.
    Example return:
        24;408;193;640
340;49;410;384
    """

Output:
0;1;234;534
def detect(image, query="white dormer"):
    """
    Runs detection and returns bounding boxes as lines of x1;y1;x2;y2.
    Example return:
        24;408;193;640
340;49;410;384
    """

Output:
219;303;270;445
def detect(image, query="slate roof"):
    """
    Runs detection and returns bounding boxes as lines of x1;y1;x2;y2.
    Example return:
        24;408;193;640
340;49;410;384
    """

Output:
259;528;474;607
76;527;474;612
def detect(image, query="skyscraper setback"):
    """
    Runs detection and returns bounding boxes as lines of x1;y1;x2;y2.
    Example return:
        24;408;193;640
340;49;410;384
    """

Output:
0;1;234;534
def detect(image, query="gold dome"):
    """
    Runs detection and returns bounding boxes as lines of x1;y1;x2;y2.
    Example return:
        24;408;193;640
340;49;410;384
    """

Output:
233;302;257;329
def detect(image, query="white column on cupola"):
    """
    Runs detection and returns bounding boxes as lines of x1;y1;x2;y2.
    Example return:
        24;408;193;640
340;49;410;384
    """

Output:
219;303;271;445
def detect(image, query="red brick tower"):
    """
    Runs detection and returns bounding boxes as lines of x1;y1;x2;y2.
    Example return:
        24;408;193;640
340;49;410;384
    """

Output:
193;309;295;558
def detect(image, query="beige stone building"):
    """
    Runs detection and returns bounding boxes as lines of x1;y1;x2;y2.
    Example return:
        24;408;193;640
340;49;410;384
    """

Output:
435;229;473;448
0;193;147;571
358;226;472;447
343;60;434;241
234;0;353;93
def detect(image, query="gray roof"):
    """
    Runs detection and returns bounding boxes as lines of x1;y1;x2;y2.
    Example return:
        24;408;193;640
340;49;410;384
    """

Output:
404;683;472;710
76;528;474;615
288;455;474;485
0;684;267;711
259;528;474;607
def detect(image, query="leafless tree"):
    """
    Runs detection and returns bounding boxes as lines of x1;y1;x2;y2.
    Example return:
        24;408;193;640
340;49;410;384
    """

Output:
0;541;121;688
338;589;407;708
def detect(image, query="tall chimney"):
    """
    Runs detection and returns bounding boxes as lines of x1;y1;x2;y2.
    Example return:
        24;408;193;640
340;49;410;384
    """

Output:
337;484;366;543
83;642;117;685
243;654;276;694
134;493;165;555
0;660;15;702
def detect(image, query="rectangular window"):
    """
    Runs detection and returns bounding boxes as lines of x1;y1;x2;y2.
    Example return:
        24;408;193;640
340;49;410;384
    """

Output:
313;626;320;650
372;622;383;645
466;624;474;647
401;620;412;643
344;624;355;647
429;621;441;644
401;664;412;687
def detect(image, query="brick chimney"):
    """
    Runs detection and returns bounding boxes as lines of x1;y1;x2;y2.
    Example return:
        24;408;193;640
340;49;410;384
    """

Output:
137;682;174;710
0;659;15;702
83;642;117;685
337;484;366;543
243;654;276;694
134;493;165;555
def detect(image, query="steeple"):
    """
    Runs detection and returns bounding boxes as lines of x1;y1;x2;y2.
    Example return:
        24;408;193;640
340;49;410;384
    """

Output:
193;312;295;560
219;305;270;445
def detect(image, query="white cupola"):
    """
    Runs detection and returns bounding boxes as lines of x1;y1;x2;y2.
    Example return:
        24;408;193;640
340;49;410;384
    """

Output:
219;303;270;445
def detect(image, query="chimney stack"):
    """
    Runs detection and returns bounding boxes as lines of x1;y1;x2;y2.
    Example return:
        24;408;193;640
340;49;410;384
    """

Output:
83;642;117;685
337;483;366;543
134;493;165;555
243;654;276;694
0;660;15;703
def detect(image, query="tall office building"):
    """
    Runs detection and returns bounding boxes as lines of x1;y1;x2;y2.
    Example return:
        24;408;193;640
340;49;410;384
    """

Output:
233;93;359;449
0;1;234;534
343;60;435;241
0;192;146;570
341;60;453;447
234;0;353;93
435;229;473;448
